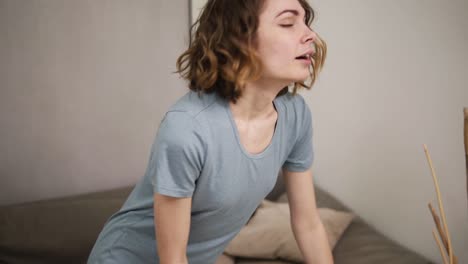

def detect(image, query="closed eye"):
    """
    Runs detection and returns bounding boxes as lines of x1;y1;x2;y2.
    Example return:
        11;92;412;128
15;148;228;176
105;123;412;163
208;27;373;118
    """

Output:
280;24;294;27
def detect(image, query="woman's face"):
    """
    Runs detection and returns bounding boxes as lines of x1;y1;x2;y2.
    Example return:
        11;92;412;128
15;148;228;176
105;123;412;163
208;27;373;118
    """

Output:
254;0;317;84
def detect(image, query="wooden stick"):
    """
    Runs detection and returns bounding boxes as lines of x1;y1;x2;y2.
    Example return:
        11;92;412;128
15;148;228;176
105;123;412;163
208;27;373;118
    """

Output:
423;144;454;263
428;203;449;251
464;108;468;206
464;108;468;156
433;229;449;264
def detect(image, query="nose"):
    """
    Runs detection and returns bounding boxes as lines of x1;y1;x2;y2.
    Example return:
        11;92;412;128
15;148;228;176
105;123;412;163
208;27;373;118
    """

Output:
302;27;316;45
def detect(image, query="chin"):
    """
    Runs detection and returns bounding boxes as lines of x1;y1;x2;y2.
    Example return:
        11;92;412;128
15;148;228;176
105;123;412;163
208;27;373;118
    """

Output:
291;74;309;83
291;69;311;82
271;72;309;85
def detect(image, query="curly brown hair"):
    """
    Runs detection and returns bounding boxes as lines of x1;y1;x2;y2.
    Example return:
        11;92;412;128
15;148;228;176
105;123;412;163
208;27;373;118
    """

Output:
175;0;327;103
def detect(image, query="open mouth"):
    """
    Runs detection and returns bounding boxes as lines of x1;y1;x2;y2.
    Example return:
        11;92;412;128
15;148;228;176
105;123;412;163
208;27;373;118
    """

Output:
295;55;310;61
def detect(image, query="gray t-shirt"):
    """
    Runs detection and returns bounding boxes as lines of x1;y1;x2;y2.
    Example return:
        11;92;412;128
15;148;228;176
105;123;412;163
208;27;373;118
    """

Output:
87;90;314;264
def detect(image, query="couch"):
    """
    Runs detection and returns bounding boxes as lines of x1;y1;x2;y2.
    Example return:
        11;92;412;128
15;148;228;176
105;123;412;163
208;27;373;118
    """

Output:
0;172;434;264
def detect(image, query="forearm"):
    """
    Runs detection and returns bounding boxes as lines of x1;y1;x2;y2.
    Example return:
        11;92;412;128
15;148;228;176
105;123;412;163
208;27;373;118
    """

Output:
157;247;188;264
156;237;187;263
159;259;188;264
292;221;334;264
156;235;189;264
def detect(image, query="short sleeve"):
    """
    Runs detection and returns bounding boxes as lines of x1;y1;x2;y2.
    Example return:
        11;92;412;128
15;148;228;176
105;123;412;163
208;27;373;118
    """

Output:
147;111;206;197
282;96;314;172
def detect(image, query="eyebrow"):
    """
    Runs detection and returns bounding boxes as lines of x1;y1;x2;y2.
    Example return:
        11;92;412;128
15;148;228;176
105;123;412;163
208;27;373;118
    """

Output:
275;9;302;18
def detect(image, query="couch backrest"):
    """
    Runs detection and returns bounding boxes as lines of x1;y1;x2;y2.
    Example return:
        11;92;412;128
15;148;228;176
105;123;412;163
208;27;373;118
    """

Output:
0;187;133;264
0;171;286;263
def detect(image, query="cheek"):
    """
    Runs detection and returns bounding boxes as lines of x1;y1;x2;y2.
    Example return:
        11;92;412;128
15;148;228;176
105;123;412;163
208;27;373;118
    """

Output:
261;39;294;67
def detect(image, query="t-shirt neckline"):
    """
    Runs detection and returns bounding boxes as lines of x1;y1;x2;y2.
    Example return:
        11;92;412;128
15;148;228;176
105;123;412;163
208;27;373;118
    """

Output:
223;96;281;159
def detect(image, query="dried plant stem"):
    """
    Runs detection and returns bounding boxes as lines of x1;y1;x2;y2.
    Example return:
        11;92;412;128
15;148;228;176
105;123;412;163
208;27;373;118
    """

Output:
423;144;454;264
428;203;449;251
432;229;449;264
464;108;468;208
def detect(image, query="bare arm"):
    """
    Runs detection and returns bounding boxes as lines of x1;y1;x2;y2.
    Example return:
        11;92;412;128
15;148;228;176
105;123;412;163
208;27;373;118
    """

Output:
154;193;192;264
282;168;334;264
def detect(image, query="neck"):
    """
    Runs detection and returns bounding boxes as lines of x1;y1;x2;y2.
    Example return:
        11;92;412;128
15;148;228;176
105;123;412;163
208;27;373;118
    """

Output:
229;78;288;121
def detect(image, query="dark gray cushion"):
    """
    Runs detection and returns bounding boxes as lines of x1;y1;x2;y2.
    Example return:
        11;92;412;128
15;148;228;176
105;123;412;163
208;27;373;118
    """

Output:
0;187;133;264
311;186;434;264
0;175;283;264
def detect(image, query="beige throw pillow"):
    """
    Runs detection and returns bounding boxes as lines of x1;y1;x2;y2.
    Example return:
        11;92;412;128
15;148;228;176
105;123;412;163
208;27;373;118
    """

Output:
224;196;354;262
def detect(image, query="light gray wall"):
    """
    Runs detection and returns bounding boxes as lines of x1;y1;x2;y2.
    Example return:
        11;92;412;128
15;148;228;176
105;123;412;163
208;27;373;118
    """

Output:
1;0;467;263
0;0;190;203
305;0;468;263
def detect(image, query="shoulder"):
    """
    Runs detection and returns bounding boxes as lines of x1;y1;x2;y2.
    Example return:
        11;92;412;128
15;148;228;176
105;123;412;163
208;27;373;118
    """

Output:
156;91;218;149
276;91;311;124
152;111;207;169
167;90;219;118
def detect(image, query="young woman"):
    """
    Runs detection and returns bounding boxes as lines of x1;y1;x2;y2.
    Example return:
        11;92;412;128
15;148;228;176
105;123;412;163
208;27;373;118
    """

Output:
88;0;330;263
